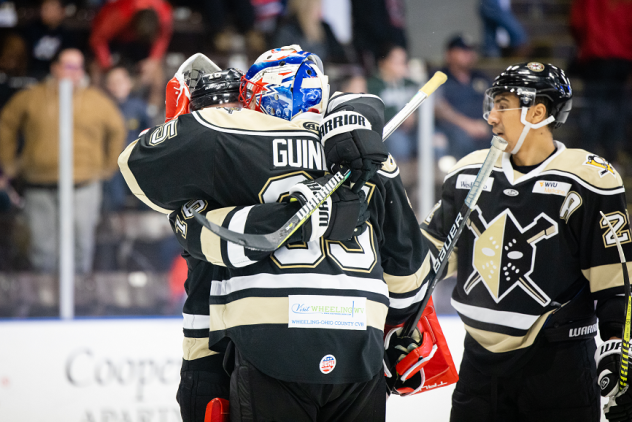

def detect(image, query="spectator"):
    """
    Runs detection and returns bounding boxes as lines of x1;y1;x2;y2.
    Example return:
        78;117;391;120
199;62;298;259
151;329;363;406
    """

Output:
0;48;126;274
272;0;348;64
435;34;492;160
570;0;632;161
0;33;37;110
89;0;173;107
351;0;407;70
102;66;151;211
338;72;367;94
479;0;529;58
367;44;418;163
21;0;74;80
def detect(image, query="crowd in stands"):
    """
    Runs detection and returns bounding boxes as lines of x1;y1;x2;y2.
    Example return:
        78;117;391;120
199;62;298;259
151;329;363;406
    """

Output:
0;0;630;316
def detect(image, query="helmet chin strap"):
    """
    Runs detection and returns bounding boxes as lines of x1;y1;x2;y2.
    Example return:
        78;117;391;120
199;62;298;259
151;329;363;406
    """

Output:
511;107;556;154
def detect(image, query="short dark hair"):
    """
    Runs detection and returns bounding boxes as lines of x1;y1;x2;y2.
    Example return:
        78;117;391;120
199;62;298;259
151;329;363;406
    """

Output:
131;9;160;44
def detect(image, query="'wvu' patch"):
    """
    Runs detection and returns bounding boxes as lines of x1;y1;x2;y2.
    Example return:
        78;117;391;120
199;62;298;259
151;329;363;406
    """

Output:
532;180;571;197
584;154;616;178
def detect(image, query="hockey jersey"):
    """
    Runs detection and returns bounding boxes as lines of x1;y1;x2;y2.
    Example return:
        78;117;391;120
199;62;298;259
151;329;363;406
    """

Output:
421;141;630;375
118;98;426;384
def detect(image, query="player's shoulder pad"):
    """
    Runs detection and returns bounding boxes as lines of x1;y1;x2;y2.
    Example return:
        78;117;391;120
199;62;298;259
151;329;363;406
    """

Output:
326;92;384;114
193;107;320;135
544;147;623;189
443;149;500;181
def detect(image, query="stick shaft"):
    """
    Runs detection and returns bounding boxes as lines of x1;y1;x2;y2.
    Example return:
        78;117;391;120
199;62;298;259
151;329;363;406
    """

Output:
403;136;507;336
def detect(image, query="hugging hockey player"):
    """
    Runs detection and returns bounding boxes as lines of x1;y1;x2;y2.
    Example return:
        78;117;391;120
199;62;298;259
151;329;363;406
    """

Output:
119;45;457;421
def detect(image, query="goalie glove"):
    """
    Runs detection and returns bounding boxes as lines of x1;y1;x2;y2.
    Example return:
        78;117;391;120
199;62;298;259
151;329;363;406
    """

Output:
596;339;632;422
289;175;369;242
165;53;221;122
320;94;388;187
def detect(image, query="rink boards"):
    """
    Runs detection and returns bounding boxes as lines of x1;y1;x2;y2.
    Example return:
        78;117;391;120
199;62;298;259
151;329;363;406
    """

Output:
0;316;609;421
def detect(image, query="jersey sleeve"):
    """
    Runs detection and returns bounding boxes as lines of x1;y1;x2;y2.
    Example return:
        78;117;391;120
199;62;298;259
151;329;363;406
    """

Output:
375;159;430;325
118;115;216;214
169;199;304;268
576;184;632;339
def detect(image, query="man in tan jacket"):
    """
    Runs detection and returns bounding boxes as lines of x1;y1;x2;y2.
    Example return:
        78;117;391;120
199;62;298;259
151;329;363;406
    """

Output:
0;48;126;273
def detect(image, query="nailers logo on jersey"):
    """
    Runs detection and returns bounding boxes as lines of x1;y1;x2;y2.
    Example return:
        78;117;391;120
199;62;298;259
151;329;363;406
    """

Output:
464;206;558;306
532;180;571;197
584;154;616;178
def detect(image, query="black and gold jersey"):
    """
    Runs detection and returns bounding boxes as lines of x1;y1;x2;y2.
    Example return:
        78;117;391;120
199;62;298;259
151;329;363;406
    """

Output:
118;101;426;384
421;141;631;375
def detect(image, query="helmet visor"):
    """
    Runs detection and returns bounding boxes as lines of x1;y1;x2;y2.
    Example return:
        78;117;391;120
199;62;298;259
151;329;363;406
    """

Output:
483;86;536;120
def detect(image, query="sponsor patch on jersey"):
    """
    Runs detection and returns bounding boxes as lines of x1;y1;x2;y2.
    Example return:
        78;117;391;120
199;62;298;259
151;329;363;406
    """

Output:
455;174;494;192
527;62;545;72
319;354;336;374
288;295;367;330
583;154;616;178
302;121;319;133
503;189;519;197
532;180;571;197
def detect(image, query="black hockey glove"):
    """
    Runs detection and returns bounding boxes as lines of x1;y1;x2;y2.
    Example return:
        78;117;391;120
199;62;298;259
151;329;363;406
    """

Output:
383;326;436;396
289;175;369;242
320;100;388;188
596;339;632;422
177;355;230;422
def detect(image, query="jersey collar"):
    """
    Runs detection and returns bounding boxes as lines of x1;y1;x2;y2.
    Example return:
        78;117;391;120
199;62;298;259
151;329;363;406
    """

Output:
502;141;566;185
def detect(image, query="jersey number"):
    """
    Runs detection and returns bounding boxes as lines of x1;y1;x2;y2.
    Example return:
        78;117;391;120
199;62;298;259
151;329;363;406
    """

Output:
260;173;377;273
600;211;631;248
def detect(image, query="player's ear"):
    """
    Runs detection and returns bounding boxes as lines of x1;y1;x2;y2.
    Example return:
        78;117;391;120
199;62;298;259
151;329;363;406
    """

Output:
530;103;548;125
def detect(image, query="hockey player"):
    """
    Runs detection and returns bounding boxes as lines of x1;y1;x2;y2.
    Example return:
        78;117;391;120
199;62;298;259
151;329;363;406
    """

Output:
421;62;632;421
119;45;438;421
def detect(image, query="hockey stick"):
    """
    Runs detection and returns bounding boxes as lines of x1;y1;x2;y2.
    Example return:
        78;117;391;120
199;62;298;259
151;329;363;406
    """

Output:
600;211;632;413
191;71;448;251
402;135;508;336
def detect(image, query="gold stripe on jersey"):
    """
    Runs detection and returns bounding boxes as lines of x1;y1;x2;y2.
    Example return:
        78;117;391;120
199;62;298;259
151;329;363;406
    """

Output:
465;309;555;353
118;140;173;214
544;148;623;189
583;262;632;293
200;207;236;266
183;337;219;360
196;107;320;135
209;297;388;331
385;254;428;294
421;229;458;277
446;149;503;175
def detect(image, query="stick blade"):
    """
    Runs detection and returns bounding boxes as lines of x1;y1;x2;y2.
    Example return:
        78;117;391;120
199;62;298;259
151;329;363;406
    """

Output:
191;210;280;251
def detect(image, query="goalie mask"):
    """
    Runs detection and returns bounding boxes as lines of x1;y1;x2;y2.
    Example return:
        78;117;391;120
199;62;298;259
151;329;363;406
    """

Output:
239;45;330;120
483;62;572;154
190;68;244;111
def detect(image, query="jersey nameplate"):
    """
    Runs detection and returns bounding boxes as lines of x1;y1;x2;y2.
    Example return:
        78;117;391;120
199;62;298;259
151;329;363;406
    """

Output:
532;181;571;197
456;174;494;192
288;295;367;330
271;138;326;171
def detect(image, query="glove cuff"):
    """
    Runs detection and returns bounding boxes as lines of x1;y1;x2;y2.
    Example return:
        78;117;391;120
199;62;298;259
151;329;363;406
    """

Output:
320;110;373;144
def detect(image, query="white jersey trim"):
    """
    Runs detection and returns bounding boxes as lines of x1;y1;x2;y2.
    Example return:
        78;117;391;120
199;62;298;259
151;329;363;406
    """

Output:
451;298;540;330
388;281;429;309
227;206;257;268
183;313;210;329
502;141;566;185
326;93;384;114
210;273;389;298
377;167;400;178
192;111;320;139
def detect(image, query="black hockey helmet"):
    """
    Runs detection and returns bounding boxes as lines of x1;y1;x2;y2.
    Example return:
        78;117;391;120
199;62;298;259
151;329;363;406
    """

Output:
190;68;244;111
484;62;573;128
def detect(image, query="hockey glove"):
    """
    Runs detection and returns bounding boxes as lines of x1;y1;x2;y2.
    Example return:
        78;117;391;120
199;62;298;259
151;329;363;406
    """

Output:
384;325;437;396
320;97;388;188
289;175;369;242
596;339;632;422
